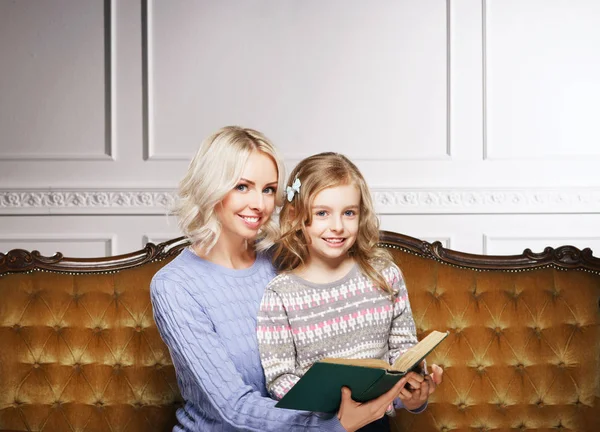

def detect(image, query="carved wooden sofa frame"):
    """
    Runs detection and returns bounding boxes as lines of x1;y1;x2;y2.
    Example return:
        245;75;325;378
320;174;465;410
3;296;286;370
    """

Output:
1;232;599;431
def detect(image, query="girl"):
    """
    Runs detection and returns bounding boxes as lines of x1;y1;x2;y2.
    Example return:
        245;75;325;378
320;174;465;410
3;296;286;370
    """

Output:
257;152;442;431
150;128;409;432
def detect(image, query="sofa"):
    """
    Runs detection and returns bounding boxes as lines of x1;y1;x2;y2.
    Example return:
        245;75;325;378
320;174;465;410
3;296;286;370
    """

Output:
0;231;598;432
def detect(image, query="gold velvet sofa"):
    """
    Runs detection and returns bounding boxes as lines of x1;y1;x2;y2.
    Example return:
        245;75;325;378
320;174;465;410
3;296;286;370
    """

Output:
1;232;599;432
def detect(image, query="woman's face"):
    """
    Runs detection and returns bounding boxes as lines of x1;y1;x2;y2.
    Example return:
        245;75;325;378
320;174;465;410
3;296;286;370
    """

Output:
216;151;279;243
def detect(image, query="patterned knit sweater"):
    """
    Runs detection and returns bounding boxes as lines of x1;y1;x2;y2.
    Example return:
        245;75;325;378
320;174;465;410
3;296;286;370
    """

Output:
257;261;418;400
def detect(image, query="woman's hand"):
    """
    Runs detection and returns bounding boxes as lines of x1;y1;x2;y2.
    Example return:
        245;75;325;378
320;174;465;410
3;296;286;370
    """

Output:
397;363;444;412
337;377;407;432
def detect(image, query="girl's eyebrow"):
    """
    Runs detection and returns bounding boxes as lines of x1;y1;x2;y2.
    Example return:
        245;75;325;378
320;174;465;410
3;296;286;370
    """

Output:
312;205;359;210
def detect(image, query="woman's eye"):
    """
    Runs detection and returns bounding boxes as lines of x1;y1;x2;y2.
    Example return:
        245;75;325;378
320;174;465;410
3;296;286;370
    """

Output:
315;211;327;217
235;184;248;192
344;210;356;216
263;186;276;194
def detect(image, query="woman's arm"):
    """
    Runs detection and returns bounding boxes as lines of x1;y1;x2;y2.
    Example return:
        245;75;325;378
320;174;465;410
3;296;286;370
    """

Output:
256;288;302;400
151;277;345;432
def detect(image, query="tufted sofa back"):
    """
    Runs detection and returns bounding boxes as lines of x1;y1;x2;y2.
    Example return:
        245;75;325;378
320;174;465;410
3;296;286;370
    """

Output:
1;232;599;432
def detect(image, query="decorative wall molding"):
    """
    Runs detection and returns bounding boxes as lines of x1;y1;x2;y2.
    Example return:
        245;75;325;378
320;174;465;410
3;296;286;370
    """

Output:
1;188;599;215
0;190;174;214
0;0;116;162
372;188;600;214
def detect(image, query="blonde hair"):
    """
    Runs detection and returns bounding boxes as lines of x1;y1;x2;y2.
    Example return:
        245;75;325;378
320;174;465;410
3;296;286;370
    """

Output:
173;126;285;254
273;152;393;294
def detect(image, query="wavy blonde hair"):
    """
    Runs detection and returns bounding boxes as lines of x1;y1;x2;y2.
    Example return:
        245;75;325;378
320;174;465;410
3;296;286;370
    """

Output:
172;126;285;254
273;152;393;293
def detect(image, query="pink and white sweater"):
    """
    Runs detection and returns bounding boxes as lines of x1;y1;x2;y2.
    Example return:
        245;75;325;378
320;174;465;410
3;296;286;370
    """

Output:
257;261;418;400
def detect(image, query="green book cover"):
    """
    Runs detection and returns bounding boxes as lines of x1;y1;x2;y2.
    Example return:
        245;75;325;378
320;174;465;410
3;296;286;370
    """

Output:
275;330;449;413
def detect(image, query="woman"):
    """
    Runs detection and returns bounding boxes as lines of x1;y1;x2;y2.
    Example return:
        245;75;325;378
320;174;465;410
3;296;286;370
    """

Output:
150;126;440;431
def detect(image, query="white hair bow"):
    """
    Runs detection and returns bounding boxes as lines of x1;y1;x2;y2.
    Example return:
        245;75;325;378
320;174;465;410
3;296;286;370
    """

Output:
286;178;301;202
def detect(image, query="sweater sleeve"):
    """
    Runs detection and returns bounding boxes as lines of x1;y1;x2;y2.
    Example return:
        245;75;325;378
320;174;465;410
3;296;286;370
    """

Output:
386;263;428;414
150;277;345;432
256;286;301;400
387;263;418;365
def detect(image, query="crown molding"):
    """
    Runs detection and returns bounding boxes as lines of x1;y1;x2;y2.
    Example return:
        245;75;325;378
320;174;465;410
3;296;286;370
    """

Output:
0;188;599;215
0;190;175;215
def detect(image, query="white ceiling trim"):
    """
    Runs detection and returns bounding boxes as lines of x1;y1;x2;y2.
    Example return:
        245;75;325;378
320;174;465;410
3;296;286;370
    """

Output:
1;188;599;215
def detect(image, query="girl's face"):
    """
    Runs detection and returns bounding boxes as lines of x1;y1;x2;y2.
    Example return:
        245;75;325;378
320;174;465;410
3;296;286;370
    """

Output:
304;183;361;267
216;151;279;244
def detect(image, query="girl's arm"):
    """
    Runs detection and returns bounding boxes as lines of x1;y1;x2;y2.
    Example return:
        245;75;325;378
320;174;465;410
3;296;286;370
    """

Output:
387;264;419;363
151;277;345;432
256;287;302;400
387;264;428;413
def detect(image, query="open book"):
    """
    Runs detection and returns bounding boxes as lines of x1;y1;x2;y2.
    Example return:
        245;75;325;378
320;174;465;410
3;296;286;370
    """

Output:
275;330;449;413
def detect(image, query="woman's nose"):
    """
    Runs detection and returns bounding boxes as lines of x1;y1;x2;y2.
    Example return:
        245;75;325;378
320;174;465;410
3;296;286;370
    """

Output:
249;192;265;211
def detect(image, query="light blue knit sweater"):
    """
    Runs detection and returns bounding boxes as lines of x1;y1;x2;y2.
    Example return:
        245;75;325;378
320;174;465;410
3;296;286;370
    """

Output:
150;248;346;431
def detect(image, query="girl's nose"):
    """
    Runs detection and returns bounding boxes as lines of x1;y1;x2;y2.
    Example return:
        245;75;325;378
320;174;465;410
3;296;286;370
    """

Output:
330;215;343;231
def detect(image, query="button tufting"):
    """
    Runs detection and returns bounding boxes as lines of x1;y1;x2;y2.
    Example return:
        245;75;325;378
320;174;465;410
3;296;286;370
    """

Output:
12;324;21;332
73;362;82;372
135;325;143;332
93;326;103;334
536;399;544;407
494;327;502;335
94;400;104;408
155;363;164;370
33;362;40;369
458;402;467;411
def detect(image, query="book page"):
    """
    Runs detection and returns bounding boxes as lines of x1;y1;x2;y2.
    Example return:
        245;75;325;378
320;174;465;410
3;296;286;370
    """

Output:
320;357;391;370
391;330;449;373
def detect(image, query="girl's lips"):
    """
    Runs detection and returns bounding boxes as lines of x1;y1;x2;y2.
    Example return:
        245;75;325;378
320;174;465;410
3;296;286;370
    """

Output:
322;238;346;248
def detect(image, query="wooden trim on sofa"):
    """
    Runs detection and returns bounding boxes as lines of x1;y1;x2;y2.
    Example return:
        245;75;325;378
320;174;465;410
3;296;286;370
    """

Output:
1;231;599;276
0;237;190;275
379;231;600;272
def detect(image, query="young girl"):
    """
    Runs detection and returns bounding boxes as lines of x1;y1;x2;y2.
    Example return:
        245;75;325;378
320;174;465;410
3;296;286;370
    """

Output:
257;152;441;431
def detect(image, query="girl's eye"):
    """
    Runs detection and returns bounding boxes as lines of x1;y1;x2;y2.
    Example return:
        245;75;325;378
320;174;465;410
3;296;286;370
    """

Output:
344;210;356;216
315;211;327;217
235;184;248;192
263;186;276;194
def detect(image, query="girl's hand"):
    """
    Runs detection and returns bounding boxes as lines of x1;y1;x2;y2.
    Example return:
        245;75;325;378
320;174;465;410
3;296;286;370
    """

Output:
398;362;444;412
337;377;407;432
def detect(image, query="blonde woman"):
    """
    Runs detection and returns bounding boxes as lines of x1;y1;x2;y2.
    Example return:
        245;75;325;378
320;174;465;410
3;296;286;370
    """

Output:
257;153;443;431
150;127;408;432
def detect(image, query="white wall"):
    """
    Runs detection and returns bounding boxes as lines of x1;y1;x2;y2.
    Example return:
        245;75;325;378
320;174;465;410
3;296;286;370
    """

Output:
0;0;599;257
